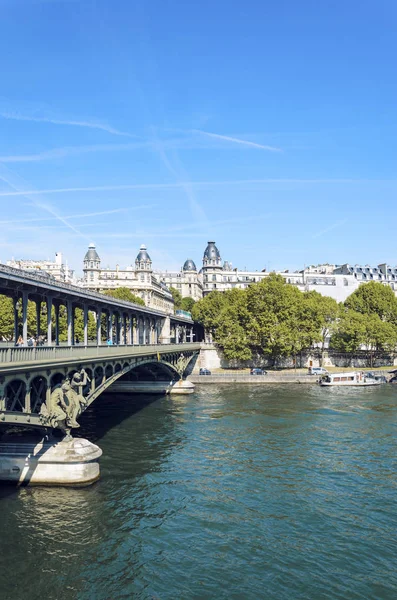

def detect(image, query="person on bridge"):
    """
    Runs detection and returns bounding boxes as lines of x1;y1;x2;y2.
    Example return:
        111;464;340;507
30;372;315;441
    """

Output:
106;338;113;346
16;335;24;346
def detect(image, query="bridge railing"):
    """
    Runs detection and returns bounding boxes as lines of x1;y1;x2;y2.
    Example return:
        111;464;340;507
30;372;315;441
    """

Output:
0;343;201;365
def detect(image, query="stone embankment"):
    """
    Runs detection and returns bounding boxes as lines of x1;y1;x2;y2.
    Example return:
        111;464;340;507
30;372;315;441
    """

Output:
189;374;316;384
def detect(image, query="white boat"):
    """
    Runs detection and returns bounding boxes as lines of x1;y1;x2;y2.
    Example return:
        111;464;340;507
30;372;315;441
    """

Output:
319;371;382;387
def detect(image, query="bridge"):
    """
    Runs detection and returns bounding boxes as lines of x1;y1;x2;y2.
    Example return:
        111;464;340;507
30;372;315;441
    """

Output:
0;265;202;485
0;263;197;346
0;265;203;479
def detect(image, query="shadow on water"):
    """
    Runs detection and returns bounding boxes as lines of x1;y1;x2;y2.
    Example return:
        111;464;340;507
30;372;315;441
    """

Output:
75;391;163;443
0;391;182;600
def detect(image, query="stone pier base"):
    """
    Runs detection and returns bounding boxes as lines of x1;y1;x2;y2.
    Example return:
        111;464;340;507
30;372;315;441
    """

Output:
0;437;102;486
170;380;195;394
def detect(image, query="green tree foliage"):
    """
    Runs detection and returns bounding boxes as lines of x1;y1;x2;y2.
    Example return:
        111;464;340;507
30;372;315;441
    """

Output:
103;287;145;306
192;276;397;364
345;281;397;324
180;297;196;313
169;287;182;309
0;295;14;340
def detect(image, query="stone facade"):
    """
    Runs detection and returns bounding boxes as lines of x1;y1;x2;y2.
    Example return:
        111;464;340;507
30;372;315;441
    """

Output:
7;252;75;283
200;241;362;302
82;243;174;314
158;259;203;301
333;263;397;291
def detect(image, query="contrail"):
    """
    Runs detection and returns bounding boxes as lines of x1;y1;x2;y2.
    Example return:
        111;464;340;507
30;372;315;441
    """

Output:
0;178;389;197
0;111;136;138
192;129;281;151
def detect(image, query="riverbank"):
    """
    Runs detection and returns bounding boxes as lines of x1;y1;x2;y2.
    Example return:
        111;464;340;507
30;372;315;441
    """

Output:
189;373;316;384
189;367;393;384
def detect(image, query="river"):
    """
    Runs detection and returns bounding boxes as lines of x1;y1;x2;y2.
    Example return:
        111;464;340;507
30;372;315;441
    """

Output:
1;384;397;600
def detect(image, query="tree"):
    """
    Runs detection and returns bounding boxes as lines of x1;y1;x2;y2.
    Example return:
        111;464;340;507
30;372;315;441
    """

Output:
345;281;397;324
329;309;366;357
192;290;228;332
104;287;145;306
169;287;182;309
0;295;14;341
180;297;196;313
302;292;339;365
246;274;309;364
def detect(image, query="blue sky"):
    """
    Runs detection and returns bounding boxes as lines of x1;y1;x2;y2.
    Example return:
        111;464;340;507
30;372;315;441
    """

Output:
0;0;396;275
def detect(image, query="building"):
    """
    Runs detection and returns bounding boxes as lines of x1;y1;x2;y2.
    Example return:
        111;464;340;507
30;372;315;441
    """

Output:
158;259;203;301
201;241;272;294
200;241;364;302
333;263;397;290
6;252;75;283
82;243;174;314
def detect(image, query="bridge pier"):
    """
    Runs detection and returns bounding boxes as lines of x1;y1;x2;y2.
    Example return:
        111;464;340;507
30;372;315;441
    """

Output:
0;437;102;486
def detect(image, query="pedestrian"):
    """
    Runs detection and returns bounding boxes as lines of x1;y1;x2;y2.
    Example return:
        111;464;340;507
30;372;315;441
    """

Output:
16;335;24;347
75;335;80;345
27;335;36;347
106;338;113;346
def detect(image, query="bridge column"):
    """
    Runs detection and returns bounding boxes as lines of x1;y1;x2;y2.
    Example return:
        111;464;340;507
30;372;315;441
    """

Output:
55;303;60;345
115;313;120;345
47;296;53;345
128;314;133;345
159;316;170;344
22;290;28;343
119;314;125;345
97;308;102;345
13;297;19;343
36;300;41;339
83;305;88;346
144;318;149;344
108;310;114;343
67;300;73;346
123;314;128;344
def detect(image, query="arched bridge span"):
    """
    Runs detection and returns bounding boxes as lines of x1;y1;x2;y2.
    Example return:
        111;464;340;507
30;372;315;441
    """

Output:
0;344;200;431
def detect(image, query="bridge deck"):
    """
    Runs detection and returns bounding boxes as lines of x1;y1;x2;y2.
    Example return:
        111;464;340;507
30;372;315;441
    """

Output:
0;343;202;373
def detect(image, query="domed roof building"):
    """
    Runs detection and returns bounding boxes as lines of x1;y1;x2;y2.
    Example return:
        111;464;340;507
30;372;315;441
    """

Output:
203;241;221;266
135;244;152;271
158;257;203;301
82;243;174;314
183;259;197;272
84;243;100;263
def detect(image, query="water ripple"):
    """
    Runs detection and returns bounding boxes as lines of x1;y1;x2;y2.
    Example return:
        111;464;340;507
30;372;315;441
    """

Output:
1;385;397;599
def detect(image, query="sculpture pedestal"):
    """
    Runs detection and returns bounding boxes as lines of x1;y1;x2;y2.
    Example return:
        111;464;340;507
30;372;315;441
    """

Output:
170;380;195;394
0;437;102;486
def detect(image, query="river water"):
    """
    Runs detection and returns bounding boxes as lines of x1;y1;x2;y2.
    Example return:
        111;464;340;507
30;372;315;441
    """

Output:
1;384;397;600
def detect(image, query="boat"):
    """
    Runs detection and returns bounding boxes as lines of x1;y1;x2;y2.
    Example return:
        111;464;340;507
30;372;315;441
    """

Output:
319;371;382;387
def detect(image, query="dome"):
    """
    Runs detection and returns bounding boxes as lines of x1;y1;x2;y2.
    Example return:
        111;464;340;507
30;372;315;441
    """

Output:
203;241;220;261
223;261;232;271
183;259;197;272
136;244;151;263
84;243;100;262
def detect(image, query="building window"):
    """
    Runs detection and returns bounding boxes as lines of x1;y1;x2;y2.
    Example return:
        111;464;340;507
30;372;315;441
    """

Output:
212;275;216;281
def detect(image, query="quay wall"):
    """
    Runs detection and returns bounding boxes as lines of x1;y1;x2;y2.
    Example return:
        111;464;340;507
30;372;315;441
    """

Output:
196;344;397;371
189;374;316;384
